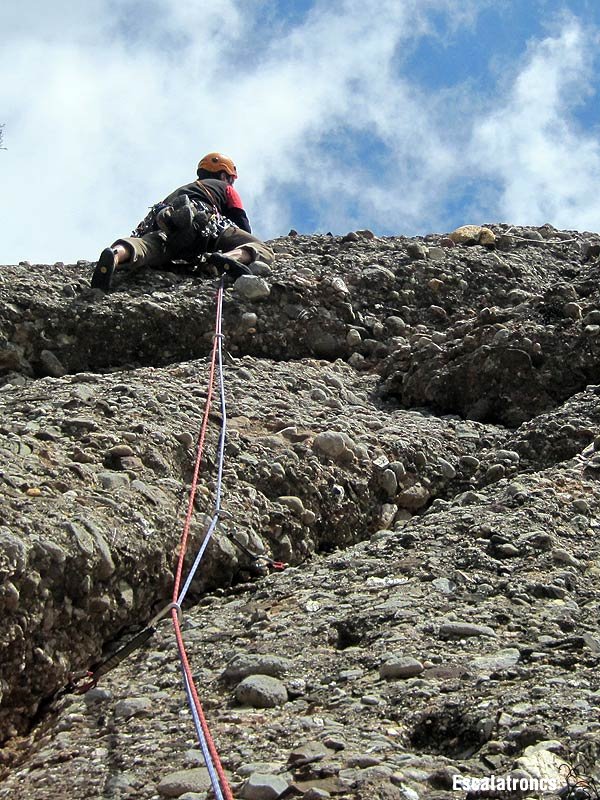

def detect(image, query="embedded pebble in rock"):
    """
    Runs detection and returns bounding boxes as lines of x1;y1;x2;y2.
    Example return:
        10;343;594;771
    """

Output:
347;328;362;347
312;430;348;460
221;654;293;683
234;275;271;300
471;648;520;672
241;311;259;328
114;696;154;719
432;577;456;594
83;687;113;705
514;747;571;788
156;768;212;798
241;773;290;800
106;444;135;459
427;247;445;261
551;548;581;568
397;484;429;510
323;735;346;751
105;773;137;794
288;740;329;766
380;469;398;497
496;543;520;557
437;457;456;479
438;622;496;638
251;260;272;276
407;243;428;259
235;675;289;708
99;471;130;490
379;656;424;680
277;495;305;515
385;316;406;335
1;226;600;800
360;694;380;706
39;349;67;377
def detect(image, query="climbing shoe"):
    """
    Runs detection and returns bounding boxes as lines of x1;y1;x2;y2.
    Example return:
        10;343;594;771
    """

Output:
91;248;117;290
207;252;252;280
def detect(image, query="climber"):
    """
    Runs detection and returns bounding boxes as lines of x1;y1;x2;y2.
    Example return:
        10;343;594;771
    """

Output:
91;152;274;290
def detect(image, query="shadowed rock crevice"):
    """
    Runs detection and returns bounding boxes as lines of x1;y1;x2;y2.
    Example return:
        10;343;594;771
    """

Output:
408;703;496;759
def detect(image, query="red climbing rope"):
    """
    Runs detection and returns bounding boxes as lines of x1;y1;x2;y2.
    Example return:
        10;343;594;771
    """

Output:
171;606;234;800
172;286;222;604
170;278;234;800
63;278;236;799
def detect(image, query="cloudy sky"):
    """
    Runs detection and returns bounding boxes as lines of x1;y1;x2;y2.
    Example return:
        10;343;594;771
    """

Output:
1;0;600;264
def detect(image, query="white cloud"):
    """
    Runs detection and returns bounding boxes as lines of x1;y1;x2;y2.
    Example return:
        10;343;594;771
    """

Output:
0;1;598;265
220;0;488;235
470;17;600;230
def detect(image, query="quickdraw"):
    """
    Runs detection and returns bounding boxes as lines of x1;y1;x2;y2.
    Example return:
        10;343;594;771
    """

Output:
64;602;181;695
131;202;167;238
227;530;288;573
191;200;233;247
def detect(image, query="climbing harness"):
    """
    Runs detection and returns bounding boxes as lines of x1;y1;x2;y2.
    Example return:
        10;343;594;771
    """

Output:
131;193;232;256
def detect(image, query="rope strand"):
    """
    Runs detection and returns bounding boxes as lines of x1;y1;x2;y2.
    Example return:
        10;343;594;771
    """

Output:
172;285;223;602
177;295;228;606
170;276;234;800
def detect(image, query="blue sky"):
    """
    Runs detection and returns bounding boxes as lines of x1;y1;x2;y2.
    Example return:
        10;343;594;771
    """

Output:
1;0;600;264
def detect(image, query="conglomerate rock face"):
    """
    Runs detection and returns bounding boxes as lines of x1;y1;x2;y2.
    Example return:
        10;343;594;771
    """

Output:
1;224;600;799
